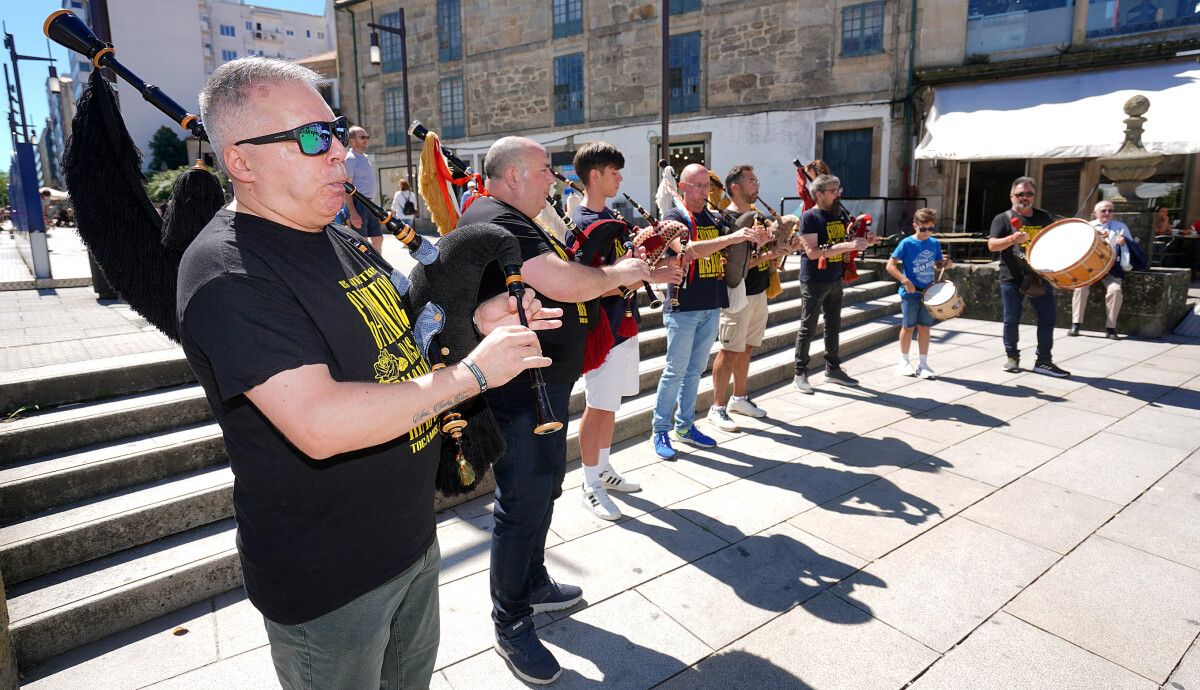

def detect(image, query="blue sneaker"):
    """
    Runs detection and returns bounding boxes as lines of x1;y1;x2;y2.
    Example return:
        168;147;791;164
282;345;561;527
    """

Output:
495;618;561;685
674;424;717;448
529;579;583;614
653;431;677;460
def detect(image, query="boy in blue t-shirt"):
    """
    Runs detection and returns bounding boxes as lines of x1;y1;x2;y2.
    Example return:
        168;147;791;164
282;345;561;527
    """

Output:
886;208;952;379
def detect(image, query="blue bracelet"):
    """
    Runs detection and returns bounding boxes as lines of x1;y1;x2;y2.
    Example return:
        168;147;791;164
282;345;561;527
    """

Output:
460;357;488;393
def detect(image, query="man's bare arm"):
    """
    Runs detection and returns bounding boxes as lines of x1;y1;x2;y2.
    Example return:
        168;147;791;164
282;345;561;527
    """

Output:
520;253;649;303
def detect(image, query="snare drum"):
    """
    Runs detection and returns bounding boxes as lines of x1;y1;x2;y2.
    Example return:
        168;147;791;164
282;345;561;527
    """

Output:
1026;218;1115;290
923;280;964;321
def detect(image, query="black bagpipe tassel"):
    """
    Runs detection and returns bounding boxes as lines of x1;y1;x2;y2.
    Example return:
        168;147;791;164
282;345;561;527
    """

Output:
162;141;225;255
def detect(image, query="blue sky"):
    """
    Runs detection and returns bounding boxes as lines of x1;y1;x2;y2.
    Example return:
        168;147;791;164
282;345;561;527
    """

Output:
2;0;327;173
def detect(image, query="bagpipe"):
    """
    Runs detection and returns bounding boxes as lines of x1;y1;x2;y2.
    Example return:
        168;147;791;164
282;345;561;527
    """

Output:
827;203;874;283
408;122;564;437
45;10;515;496
622;191;689;309
792;158;818;212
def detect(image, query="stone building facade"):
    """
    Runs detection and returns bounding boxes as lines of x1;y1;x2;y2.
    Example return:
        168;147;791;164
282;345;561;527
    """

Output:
333;0;916;223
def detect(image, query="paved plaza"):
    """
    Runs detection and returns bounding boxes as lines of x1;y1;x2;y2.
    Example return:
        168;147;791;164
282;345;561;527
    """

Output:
11;292;1200;688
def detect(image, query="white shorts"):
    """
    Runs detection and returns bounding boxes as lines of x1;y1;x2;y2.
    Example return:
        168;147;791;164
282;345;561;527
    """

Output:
583;335;640;412
718;291;768;352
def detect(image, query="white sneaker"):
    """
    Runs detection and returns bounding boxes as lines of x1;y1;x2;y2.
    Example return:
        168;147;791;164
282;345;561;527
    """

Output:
706;407;740;432
597;469;642;493
727;397;767;418
915;363;936;380
896;360;917;377
581;483;621;520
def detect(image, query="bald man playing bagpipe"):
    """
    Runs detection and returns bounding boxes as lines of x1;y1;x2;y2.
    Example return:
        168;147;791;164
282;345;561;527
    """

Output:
176;58;562;689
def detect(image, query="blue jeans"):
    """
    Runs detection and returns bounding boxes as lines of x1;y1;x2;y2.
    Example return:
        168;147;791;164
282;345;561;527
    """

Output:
484;379;573;628
900;295;934;328
652;309;720;433
264;539;441;690
999;280;1056;362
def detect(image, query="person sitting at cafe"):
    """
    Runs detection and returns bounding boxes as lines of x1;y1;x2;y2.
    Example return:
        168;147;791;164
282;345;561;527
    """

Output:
1153;205;1173;236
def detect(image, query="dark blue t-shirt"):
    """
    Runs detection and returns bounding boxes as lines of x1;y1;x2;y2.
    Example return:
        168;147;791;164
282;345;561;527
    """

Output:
663;206;728;312
890;235;943;300
798;207;848;283
569;205;639;346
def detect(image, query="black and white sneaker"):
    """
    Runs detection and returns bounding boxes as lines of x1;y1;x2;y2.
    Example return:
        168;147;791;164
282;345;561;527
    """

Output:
581;483;621;521
1003;356;1021;373
495;619;561;685
1033;361;1070;378
824;367;859;386
794;371;814;395
598;469;642;493
529;578;583;614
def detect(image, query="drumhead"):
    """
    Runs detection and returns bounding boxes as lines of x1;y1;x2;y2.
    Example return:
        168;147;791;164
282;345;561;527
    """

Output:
1028;219;1095;272
924;280;956;306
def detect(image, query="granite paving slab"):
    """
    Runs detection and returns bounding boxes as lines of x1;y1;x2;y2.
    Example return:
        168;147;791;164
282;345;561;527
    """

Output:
549;461;708;542
440;591;711;689
1108;407;1200;452
656;592;939;690
951;385;1058;421
910;612;1157;690
1097;470;1200;569
820;427;951;472
790;400;914;437
1055;379;1154;418
1167;636;1200;690
997;403;1120;450
831;517;1058;653
1006;536;1200;683
1150;386;1200;419
961;476;1122;554
1028;431;1188;504
789;466;993;561
1179;449;1200;477
542;508;728;608
886;403;1005;446
672;456;882;543
666;440;791;490
923;428;1062;487
436;514;497;585
635;522;869;649
143;646;280;689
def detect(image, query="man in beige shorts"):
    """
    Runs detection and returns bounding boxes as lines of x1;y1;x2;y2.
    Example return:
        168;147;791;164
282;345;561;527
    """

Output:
708;165;796;432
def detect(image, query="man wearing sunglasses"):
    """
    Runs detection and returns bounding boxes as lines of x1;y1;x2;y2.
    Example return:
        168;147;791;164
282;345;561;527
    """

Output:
987;176;1070;377
177;58;560;689
343;125;384;252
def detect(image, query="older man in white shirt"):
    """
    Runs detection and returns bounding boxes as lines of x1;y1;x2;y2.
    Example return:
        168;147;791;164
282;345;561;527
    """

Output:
1071;199;1134;339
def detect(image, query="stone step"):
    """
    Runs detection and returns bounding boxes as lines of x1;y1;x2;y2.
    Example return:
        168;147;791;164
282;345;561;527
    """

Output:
0;348;192;415
4;282;902;669
0;422;224;523
7;519;240;670
0;465;233;585
0;384;212;465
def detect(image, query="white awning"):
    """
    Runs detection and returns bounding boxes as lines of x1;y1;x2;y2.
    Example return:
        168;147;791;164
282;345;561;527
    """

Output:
915;61;1200;161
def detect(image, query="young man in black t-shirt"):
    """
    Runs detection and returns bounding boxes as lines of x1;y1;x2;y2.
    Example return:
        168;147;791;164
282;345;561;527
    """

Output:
986;176;1070;377
458;136;649;685
178;60;555;690
651;163;763;460
568;142;683;521
793;174;872;394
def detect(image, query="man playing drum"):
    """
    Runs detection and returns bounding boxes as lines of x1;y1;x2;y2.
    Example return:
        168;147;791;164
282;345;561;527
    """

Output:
886;208;952;379
987;176;1070;378
1070;200;1134;340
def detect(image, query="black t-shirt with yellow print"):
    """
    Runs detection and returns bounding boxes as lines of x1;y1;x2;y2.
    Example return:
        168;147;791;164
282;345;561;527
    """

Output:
176;209;439;626
663;206;729;312
799;207;849;283
459;195;595;384
989;207;1055;284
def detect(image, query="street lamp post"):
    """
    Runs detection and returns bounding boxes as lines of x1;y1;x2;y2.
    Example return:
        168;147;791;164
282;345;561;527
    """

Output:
368;12;418;220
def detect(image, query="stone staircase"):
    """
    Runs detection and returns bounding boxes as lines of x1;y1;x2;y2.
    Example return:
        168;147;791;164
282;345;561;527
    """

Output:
0;266;903;672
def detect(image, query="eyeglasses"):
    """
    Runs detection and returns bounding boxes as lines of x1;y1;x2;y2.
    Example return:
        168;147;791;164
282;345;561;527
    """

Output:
817;187;841;195
235;115;350;156
1013;192;1035;199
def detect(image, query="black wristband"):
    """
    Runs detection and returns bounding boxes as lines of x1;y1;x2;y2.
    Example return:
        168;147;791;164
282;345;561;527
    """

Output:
460;357;487;393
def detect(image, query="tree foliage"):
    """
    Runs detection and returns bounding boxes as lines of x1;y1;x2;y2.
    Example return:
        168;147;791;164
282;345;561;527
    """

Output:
144;165;229;203
147;127;189;172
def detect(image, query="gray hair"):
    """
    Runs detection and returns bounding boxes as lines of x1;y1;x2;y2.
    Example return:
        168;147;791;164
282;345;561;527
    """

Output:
484;136;539;181
1010;176;1037;193
199;57;322;172
810;174;840;194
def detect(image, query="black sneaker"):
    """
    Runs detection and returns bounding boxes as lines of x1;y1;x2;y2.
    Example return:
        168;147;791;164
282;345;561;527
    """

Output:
1033;361;1070;378
529;578;583;614
824;367;859;386
495;618;561;685
1068;323;1081;337
1003;356;1021;373
1106;328;1119;340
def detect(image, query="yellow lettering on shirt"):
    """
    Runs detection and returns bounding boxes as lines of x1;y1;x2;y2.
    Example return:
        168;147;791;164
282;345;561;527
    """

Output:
695;224;723;279
825;220;848;263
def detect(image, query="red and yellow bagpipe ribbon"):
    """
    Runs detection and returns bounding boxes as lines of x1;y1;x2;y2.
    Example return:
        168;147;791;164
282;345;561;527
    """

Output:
418;128;484;235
